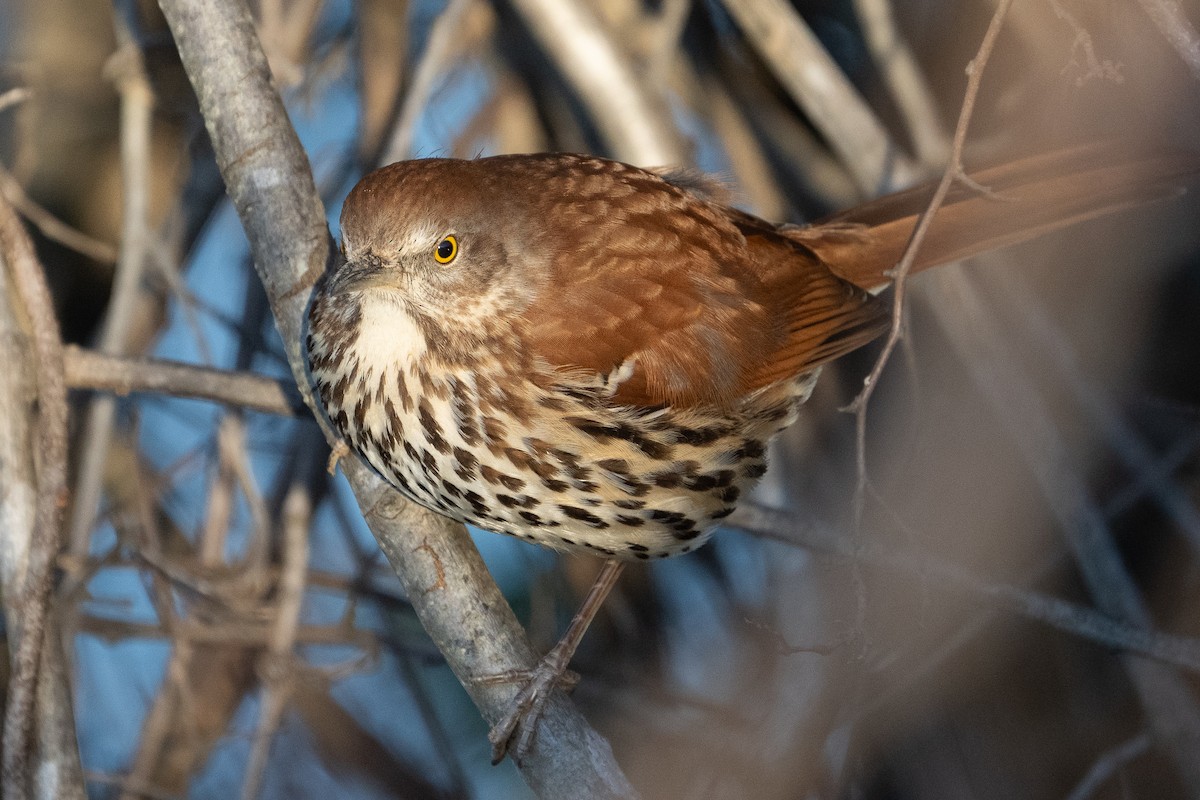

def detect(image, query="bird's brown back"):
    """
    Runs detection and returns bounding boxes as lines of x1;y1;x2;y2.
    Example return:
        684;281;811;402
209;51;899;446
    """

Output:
339;148;1196;412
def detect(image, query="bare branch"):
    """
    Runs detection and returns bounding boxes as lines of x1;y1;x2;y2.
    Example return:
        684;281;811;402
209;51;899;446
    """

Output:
0;144;80;800
241;485;310;800
380;0;495;165
509;0;686;166
63;346;304;416
0;166;118;264
1136;0;1200;82
852;0;949;166
927;263;1200;793
68;13;157;556
1065;731;1153;800
730;503;1200;675
720;0;914;192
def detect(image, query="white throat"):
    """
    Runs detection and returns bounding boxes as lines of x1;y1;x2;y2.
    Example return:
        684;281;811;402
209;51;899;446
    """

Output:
353;293;428;374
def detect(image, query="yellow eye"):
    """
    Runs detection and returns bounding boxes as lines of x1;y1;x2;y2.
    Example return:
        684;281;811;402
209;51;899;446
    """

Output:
434;235;458;264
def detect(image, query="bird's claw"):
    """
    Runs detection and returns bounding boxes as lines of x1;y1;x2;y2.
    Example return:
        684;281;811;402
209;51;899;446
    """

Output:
480;664;580;765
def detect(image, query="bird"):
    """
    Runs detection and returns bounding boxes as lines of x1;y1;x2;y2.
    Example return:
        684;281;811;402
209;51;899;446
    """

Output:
305;145;1193;763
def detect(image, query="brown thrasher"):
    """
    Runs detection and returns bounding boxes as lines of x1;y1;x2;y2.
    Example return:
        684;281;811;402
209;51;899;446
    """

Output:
305;146;1191;763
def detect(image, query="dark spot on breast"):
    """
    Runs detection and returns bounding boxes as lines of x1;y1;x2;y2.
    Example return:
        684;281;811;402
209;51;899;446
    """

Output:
542;477;569;492
453;446;477;477
652;472;681;489
353;397;368;432
396;371;412;412
458;421;481;447
620;480;651;497
683;474;718;492
498;473;525;491
742;463;767;479
614;499;646;510
719;486;741;503
500;388;532;423
518;511;544;526
674;425;726;446
449;378;480;442
417;367;450;401
710;507;736;519
597;458;630;474
616;515;644;527
418;400;449;453
634;552;650;560
483;416;507;443
562;416;672;459
531;459;558;480
503;447;530;470
383;396;401;434
559;505;609;528
672;525;701;540
736;439;765;460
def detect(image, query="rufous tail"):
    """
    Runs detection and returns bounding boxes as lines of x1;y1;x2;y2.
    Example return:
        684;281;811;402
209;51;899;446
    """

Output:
790;144;1199;291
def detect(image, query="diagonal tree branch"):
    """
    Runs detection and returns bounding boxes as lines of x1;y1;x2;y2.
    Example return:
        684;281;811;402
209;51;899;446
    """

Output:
0;159;83;800
154;0;635;796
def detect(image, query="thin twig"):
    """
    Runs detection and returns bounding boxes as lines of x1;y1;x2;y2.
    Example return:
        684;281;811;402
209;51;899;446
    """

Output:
200;416;240;564
0;146;76;800
0;86;118;264
852;0;949;166
63;346;304;416
0;166;119;264
729;503;1200;674
241;485;310;800
926;266;1200;793
0;87;32;113
720;0;913;193
1048;0;1124;84
841;0;1013;651
1135;0;1200;83
68;11;156;556
219;418;272;569
380;0;493;165
1065;731;1153;800
990;270;1200;553
509;0;685;165
846;0;1012;518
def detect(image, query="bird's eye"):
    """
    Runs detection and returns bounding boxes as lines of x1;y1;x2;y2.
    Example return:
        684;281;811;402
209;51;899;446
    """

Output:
434;235;458;264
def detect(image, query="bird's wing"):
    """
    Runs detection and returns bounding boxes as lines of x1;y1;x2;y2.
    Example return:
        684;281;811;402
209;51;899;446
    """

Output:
518;168;887;408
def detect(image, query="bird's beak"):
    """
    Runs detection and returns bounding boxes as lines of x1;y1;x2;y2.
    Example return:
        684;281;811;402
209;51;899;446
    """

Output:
327;259;392;296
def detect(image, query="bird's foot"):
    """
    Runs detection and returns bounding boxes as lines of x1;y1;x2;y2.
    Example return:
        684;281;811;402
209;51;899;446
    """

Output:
477;656;580;765
475;559;625;766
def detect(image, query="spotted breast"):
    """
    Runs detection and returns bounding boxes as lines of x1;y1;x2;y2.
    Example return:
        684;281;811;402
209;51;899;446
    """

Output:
306;281;818;560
